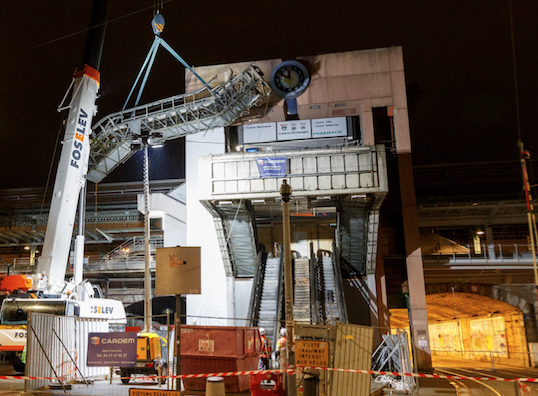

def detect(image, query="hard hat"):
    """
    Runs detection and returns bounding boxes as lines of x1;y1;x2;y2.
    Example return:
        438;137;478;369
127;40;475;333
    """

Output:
259;328;265;335
280;328;287;336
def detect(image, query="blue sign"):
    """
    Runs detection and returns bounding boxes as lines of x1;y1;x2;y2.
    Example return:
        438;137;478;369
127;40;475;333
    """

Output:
87;332;137;367
256;157;287;178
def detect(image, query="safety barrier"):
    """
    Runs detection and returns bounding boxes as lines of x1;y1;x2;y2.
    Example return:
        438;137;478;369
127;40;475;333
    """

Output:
3;366;538;383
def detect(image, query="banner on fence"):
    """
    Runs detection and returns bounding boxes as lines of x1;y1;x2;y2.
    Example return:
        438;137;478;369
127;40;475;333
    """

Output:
87;332;137;367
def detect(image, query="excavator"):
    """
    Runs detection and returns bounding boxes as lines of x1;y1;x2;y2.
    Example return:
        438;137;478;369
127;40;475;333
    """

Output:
0;0;126;371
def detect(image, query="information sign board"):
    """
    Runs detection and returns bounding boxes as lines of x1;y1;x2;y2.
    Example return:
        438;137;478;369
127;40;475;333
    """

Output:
243;122;277;143
277;120;311;140
312;117;347;138
156;247;201;295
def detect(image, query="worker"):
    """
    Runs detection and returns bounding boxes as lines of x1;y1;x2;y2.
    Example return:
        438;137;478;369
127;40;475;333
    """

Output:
258;328;271;370
275;327;287;368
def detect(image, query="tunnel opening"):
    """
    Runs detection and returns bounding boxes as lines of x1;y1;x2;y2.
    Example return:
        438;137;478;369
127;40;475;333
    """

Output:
389;292;530;367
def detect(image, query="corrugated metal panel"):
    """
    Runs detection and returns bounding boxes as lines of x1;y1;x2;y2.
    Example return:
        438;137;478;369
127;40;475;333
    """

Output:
329;323;373;396
206;145;388;200
76;317;109;379
25;313;108;392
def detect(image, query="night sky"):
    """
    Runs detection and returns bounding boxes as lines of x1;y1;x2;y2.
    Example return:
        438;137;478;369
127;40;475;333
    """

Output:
1;0;537;190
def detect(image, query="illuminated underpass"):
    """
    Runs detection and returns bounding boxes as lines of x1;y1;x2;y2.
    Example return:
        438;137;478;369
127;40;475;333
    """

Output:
390;293;530;367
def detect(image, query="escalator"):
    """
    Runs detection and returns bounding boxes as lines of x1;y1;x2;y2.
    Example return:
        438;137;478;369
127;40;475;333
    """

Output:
248;247;348;345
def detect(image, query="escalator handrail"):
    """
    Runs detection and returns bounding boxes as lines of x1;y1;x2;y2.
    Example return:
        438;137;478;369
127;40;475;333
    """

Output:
274;246;285;346
247;249;267;327
333;240;348;323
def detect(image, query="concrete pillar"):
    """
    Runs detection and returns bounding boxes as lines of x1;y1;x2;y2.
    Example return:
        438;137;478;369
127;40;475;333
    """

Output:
367;273;380;347
397;153;433;373
375;245;390;336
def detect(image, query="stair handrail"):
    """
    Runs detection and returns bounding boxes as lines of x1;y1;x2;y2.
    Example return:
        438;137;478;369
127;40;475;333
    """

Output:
309;242;323;324
333;240;348;323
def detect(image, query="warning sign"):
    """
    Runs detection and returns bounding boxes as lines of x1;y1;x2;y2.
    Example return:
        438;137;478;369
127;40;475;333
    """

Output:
198;339;215;352
295;340;329;367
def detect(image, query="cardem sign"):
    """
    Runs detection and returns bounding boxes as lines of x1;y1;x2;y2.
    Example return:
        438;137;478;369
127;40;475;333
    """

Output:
295;340;329;367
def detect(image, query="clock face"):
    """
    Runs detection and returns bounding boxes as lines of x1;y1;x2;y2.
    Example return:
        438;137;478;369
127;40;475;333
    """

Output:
270;61;310;99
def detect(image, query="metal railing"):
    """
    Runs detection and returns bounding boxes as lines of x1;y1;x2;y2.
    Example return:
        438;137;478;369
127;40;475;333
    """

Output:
425;243;538;263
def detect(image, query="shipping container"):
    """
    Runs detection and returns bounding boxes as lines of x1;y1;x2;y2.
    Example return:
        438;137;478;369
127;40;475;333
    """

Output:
180;325;262;392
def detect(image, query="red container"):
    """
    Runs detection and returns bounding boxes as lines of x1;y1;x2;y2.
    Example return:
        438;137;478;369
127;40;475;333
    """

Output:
250;372;285;396
180;325;262;392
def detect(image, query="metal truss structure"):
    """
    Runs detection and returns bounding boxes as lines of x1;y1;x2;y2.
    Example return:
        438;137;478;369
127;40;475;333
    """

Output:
87;64;271;183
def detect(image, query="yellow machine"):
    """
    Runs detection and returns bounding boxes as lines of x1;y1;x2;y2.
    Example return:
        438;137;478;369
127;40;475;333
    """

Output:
119;333;167;384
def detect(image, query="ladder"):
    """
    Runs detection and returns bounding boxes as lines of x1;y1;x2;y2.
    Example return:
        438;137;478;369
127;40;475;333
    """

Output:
87;65;271;183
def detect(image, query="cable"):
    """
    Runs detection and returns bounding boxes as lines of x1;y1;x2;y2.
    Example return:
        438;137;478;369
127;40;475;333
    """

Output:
39;117;65;216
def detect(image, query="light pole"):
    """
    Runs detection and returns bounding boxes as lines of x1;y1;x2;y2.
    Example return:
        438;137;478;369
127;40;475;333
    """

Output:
142;136;152;333
131;130;163;333
280;180;296;396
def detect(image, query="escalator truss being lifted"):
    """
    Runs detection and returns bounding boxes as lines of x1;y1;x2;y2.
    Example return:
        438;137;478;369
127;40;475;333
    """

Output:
87;65;271;183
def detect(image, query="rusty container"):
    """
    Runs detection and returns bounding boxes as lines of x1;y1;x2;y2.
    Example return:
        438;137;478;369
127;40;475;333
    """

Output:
180;325;261;392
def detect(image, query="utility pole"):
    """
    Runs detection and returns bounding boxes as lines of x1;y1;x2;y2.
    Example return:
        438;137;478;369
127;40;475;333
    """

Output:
280;180;296;396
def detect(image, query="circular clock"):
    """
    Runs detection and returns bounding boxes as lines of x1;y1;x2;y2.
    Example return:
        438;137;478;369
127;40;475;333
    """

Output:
270;60;310;99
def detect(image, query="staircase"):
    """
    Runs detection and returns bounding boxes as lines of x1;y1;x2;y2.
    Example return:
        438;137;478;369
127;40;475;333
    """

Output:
103;236;163;267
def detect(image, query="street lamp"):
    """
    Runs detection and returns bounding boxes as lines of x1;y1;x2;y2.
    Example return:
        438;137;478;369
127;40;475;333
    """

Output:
280;180;296;396
132;130;164;333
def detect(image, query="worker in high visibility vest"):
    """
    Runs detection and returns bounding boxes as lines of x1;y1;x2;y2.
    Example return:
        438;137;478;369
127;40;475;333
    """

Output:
258;328;272;370
275;327;287;368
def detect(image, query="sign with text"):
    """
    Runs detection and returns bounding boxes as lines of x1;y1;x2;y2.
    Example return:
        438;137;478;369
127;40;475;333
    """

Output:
243;122;277;143
277;120;311;140
87;332;137;367
312;117;347;138
295;340;329;368
256;157;287;178
129;389;180;396
156;247;201;295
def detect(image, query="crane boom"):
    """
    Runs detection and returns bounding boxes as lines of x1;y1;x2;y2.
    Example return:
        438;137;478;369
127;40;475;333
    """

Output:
35;66;100;293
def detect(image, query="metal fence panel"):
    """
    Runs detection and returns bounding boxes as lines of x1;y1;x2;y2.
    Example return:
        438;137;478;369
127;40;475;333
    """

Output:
329;323;373;396
25;313;108;392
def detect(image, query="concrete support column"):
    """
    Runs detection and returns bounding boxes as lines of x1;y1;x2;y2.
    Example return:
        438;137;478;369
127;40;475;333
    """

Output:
367;273;382;348
375;246;390;336
397;153;433;373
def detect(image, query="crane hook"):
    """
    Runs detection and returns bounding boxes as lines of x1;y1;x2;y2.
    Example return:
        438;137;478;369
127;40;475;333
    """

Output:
152;13;165;36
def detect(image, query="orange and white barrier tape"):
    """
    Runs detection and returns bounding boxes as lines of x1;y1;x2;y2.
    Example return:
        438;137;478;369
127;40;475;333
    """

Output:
2;366;537;385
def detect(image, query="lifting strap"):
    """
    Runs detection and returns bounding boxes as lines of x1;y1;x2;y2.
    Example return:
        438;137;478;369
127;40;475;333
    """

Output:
123;16;207;110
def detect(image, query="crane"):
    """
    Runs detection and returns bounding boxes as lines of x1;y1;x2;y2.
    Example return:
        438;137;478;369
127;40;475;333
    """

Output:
0;0;126;371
